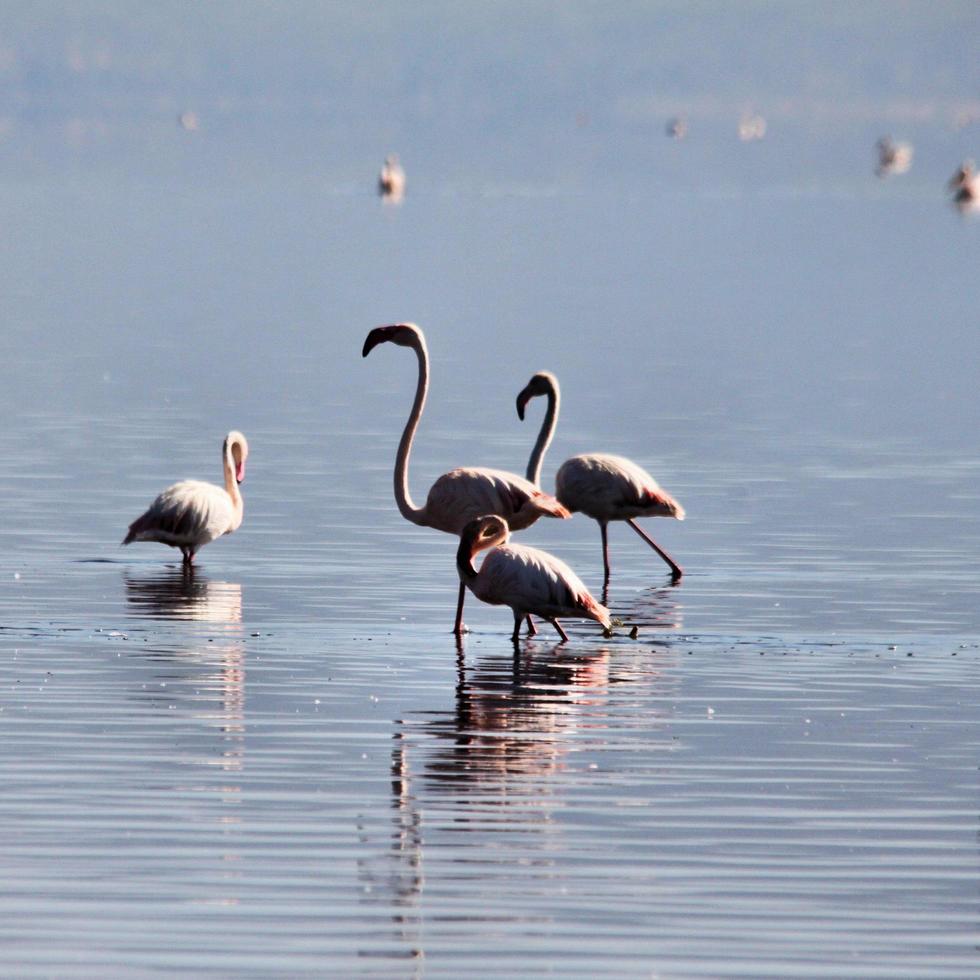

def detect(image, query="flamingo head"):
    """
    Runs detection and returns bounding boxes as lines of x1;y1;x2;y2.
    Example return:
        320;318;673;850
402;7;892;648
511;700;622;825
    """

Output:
460;515;511;557
362;322;422;357
224;430;249;484
516;370;558;420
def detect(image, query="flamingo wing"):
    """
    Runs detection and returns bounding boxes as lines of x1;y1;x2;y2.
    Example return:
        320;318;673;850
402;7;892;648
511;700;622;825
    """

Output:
557;454;683;520
425;467;568;534
477;544;609;626
124;480;234;547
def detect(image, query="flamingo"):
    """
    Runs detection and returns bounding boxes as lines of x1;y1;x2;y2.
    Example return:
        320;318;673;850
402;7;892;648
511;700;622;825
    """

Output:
123;431;249;565
737;113;766;142
362;323;570;634
457;515;610;643
875;136;913;178
516;371;685;585
949;160;979;210
378;154;406;202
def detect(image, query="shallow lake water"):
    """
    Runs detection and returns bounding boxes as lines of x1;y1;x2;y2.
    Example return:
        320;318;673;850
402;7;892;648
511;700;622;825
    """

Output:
2;6;980;977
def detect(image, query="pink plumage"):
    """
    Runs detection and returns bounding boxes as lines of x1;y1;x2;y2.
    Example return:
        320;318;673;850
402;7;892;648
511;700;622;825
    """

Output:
363;323;570;634
421;465;569;535
517;371;685;584
457;515;610;643
556;453;684;523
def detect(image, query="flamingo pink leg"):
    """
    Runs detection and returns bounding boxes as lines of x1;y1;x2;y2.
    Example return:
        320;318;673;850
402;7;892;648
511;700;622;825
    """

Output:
526;615;537;636
626;519;683;580
551;619;569;643
454;580;467;635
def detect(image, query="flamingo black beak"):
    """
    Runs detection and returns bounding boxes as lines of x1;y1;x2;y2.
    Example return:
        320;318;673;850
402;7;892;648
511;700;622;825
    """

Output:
362;325;398;357
516;386;532;421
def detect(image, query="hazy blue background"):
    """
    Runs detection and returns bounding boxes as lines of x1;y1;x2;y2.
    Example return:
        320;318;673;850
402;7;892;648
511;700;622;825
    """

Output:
1;1;978;186
1;5;979;976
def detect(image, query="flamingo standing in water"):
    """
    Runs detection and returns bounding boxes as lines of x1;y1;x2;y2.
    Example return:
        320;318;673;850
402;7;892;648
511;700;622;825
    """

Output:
362;323;570;634
457;515;610;643
123;431;249;565
516;371;684;585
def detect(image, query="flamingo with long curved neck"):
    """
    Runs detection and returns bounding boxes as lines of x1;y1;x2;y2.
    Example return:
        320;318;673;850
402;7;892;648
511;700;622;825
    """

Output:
517;370;684;586
363;323;570;634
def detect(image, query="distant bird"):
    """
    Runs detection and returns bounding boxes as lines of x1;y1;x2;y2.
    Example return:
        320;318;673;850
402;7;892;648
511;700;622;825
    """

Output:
875;136;913;177
953;109;978;132
362;324;570;634
123;431;249;565
457;515;610;643
517;371;684;585
177;110;200;132
666;116;688;140
738;113;767;142
378;154;406;202
949;160;979;210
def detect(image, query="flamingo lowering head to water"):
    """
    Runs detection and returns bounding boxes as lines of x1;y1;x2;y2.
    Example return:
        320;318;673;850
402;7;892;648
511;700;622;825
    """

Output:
123;431;249;565
517;370;685;585
457;514;610;643
362;323;570;634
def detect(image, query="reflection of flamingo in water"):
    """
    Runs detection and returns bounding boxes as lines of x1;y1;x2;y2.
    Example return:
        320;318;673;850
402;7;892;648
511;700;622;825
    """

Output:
362;323;570;634
123;566;243;624
360;647;616;956
516;371;685;586
123;569;246;770
457;515;610;643
361;642;680;960
123;431;249;565
404;642;678;797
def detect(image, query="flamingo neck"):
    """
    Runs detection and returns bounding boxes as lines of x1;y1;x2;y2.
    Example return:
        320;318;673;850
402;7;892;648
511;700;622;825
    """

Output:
394;336;429;526
223;446;243;513
456;537;478;584
526;381;559;486
457;527;508;584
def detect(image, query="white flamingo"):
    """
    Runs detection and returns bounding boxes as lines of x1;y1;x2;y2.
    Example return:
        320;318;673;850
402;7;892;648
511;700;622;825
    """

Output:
457;515;610;643
362;323;570;634
123;431;249;565
517;371;684;585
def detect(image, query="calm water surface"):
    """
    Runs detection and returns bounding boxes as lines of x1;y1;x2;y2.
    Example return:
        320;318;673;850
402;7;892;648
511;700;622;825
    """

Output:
2;23;980;975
